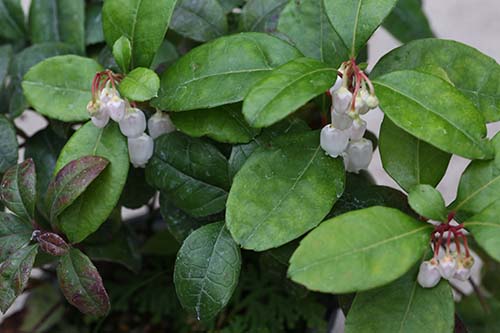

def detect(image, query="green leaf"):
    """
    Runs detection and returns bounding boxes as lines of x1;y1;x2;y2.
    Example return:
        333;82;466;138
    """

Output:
379;117;451;192
465;202;500;262
174;222;241;320
278;0;349;68
152;32;302;111
150;39;179;70
0;159;36;224
119;167;155;209
0;244;38;313
457;296;500;332
29;0;85;53
239;0;287;33
8;42;75;118
288;206;431;293
57;248;110;316
0;45;12;91
226;131;345;251
118;67;159;101
170;0;227;42
19;284;64;333
243;57;336;127
345;268;454;333
112;36;132;73
0;115;18;173
171;103;260;144
382;0;434;43
0;212;33;262
142;229;179;256
323;0;398;57
54;122;129;243
146;132;229;217
0;0;26;40
85;3;105;45
373;70;493;160
22;55;103;122
45;156;109;225
408;184;446;221
102;0;178;68
371;39;500;123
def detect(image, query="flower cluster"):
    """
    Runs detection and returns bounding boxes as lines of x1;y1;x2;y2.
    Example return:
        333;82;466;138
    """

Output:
87;71;176;168
418;214;475;288
321;59;379;173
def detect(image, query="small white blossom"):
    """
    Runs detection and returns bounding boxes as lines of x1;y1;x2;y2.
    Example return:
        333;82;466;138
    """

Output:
331;108;353;130
438;254;457;280
107;95;126;122
119;108;146;138
128;133;154;168
320;125;350;158
350;118;367;141
345;138;373;173
354;95;369;115
328;77;343;96
148;111;176;139
417;259;441;288
332;87;352;114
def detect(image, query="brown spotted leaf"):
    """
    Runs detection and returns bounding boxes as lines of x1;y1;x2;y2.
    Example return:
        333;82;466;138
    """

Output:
0;244;38;312
57;248;110;316
0;159;36;224
45;156;109;226
36;232;70;256
0;212;33;262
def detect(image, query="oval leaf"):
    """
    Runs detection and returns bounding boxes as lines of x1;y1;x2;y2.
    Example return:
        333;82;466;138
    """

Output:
118;67;159;101
22;55;103;122
102;0;177;68
243;57;337;127
288;206;432;293
382;0;434;43
465;202;500;262
152;32;302;111
371;39;500;122
57;248;110;316
0;159;36;224
373;70;492;160
239;0;287;33
0;115;18;173
0;212;33;262
174;222;241;320
85;3;105;45
0;0;26;40
37;232;70;257
408;184;447;221
112;36;132;73
226;131;345;251
55;122;129;243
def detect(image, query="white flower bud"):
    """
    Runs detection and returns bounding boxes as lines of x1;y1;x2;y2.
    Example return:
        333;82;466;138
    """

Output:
88;100;109;128
148;111;176;139
107;95;126;122
128;133;154;168
354;95;369;115
438;254;457;280
331;108;353;130
119;108;146;138
328;76;343;96
91;113;110;128
345;138;373;173
453;256;474;281
320;125;349;158
417;259;441;288
332;87;352;114
350;118;367;141
366;94;379;109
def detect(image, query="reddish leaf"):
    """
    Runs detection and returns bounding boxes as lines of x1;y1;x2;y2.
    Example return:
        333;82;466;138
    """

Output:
36;232;70;256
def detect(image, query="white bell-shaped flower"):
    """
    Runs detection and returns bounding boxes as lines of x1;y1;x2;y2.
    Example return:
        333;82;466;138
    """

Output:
331;108;353;130
148;111;176;139
107;95;126;122
328;76;343;96
119;108;146;138
354;95;369;115
345;138;373;173
128;133;154;168
91;112;110;128
350;118;367;141
417;259;441;288
99;85;114;104
87;100;109;128
320;125;349;158
453;256;474;281
438;254;457;280
332;87;352;114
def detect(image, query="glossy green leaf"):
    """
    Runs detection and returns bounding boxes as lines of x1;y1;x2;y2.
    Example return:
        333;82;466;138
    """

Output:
112;36;132;73
118;67;159;101
22;55;103;122
174;222;241;320
171;103;260;144
54;122;129;243
288;206;432;293
382;0;434;43
239;0;287;33
408;184;446;221
323;0;398;56
152;32;302;111
85;3;105;45
345;268;454;333
146;132;229;217
0;159;36;224
278;0;349;67
45;156;109;224
0;244;38;313
465;202;500;262
0;213;33;262
0;45;12;90
0;0;26;40
171;0;227;42
379;117;451;192
29;0;85;53
373;70;492;160
243;57;337;127
57;248;110;316
226;131;345;251
371;39;500;122
0;115;18;173
102;0;177;68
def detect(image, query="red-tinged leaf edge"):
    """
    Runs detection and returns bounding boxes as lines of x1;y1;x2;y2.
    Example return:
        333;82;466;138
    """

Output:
35;231;70;256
